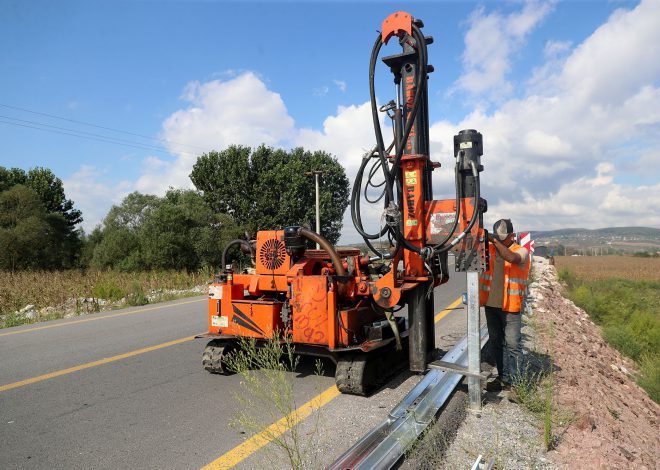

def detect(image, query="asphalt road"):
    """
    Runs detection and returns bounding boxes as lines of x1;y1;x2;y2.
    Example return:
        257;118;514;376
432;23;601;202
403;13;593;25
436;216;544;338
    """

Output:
0;273;469;470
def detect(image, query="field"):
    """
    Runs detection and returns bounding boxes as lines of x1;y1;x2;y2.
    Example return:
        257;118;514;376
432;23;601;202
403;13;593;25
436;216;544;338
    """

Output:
554;255;659;402
0;270;209;324
554;255;660;281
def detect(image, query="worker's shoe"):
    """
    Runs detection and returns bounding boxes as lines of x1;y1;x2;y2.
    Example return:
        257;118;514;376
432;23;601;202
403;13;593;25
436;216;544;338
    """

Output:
485;377;505;392
498;382;520;403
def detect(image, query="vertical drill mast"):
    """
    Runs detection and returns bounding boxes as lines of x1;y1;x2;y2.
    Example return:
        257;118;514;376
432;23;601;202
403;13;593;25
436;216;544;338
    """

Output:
380;12;435;371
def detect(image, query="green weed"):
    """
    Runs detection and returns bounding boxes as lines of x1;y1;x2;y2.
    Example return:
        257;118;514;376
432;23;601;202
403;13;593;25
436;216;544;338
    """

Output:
92;281;126;301
125;281;149;306
637;353;660;403
223;332;326;470
561;274;659;403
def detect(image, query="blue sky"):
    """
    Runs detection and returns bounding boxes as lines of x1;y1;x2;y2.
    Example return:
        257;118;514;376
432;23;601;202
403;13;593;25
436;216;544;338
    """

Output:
1;0;658;242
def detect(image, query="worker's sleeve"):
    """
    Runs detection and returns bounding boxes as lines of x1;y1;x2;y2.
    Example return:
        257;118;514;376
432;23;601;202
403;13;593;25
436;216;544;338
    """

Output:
517;247;529;265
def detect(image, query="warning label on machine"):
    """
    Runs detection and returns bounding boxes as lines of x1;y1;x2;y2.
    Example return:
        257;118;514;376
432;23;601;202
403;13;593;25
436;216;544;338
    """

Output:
405;171;418;185
429;212;456;235
208;285;223;299
212;315;229;328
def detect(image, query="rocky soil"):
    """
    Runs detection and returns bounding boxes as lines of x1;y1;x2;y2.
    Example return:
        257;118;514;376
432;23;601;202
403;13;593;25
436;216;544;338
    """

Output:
531;259;659;469
433;257;659;469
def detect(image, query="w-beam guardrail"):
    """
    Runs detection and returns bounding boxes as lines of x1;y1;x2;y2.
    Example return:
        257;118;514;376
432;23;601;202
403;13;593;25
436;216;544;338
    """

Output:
328;325;489;470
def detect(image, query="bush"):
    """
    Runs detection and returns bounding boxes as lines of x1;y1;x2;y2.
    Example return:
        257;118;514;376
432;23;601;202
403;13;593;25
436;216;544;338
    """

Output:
557;268;577;290
638;354;660;403
604;326;644;361
562;273;659;403
92;281;126;301
125;282;149;306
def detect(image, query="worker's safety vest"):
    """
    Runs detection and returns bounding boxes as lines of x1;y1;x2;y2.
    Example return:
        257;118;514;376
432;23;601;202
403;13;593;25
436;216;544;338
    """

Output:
479;243;530;313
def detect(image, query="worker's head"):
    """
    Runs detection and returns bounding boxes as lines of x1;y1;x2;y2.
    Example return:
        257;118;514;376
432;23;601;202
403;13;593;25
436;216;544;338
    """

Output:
493;219;515;246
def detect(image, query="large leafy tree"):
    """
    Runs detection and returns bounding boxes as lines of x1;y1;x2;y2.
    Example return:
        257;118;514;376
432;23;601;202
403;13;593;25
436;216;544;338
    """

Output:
0;166;82;228
90;192;157;271
91;190;243;271
0;167;82;269
190;145;350;244
0;185;65;270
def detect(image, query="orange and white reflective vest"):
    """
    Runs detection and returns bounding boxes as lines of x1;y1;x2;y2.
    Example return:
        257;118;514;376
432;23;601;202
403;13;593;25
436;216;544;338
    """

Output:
479;243;530;312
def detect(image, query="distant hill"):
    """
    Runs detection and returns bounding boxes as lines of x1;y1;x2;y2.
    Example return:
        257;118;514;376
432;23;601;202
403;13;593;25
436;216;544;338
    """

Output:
531;226;660;239
529;226;660;254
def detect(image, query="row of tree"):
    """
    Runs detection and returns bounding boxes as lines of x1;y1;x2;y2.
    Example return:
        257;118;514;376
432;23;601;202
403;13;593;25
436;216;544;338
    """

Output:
1;145;350;271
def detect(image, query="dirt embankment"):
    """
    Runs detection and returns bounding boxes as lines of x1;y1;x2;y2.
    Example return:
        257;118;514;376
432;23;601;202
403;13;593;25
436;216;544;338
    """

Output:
531;260;659;469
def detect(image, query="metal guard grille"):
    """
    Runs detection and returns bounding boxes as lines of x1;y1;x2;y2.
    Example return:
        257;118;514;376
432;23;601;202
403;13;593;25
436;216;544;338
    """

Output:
259;239;286;270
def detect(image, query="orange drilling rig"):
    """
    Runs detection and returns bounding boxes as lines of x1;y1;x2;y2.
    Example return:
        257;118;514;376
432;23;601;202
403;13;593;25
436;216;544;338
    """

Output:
199;11;489;395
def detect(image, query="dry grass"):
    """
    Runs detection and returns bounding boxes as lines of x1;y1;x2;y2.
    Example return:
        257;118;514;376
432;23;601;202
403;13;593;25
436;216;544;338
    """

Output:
553;255;660;282
0;270;209;314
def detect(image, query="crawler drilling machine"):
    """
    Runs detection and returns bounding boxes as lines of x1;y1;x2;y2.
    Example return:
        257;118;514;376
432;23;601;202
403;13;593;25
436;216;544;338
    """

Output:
199;11;489;395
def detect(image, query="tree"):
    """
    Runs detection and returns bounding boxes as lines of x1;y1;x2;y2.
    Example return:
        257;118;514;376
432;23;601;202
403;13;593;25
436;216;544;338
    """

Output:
0;166;83;267
0;185;54;270
190;145;350;244
91;190;243;271
91;192;159;270
139;189;239;271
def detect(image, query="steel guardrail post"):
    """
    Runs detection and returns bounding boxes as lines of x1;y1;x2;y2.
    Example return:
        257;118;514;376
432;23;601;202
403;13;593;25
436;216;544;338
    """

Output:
466;271;482;411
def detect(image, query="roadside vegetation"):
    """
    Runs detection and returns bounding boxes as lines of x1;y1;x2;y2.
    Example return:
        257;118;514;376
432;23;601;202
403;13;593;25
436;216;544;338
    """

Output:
0;269;207;328
223;333;328;470
0;146;351;328
555;256;660;402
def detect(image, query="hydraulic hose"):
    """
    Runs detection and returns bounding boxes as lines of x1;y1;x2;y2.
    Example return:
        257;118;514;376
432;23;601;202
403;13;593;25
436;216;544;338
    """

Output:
299;228;347;276
365;25;428;255
368;37;394;205
351;149;390;240
430;159;462;251
222;239;254;269
353;22;431;258
434;161;481;254
387;24;429;174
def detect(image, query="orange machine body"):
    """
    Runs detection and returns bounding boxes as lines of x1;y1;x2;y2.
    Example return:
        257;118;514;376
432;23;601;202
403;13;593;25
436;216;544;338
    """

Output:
206;230;387;351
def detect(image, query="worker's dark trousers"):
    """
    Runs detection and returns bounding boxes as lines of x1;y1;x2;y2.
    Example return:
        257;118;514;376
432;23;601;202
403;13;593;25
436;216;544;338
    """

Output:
485;306;522;384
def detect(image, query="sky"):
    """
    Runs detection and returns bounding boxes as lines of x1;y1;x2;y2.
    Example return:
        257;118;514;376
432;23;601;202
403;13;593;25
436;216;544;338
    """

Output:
1;0;659;244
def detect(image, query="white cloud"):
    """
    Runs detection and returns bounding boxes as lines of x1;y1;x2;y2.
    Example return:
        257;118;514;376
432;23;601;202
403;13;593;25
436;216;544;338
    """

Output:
454;1;554;100
543;39;572;58
494;163;660;229
333;79;347;93
439;0;660;231
134;72;295;194
63;165;132;232
294;102;391;242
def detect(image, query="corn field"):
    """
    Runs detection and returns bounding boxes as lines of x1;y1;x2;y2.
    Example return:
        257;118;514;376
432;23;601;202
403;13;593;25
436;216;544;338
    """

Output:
553;255;660;282
0;269;210;314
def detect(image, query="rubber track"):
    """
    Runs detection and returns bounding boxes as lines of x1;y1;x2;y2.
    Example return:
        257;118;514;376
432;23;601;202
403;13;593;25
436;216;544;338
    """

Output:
202;339;233;374
335;346;408;396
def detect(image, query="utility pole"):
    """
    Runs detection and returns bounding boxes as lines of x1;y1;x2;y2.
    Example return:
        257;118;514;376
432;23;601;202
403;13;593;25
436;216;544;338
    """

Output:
305;170;324;249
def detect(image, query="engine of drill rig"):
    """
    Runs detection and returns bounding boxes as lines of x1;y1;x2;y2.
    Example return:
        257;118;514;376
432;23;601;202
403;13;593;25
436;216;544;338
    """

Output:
207;228;409;350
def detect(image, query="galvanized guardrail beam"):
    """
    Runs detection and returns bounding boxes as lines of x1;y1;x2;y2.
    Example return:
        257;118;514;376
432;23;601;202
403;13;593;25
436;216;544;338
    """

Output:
328;325;489;470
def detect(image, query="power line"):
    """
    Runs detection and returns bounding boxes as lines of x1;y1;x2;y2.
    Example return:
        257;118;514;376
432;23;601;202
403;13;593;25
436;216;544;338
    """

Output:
0;102;210;153
0;118;198;156
0;114;195;155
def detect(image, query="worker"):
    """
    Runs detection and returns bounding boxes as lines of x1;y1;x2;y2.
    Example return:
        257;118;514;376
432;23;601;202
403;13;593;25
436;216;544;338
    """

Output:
480;219;530;391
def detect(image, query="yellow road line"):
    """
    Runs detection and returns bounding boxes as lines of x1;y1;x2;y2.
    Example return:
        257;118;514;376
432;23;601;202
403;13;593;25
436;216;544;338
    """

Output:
203;296;465;469
201;386;341;470
0;334;200;393
0;298;206;337
434;295;464;323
